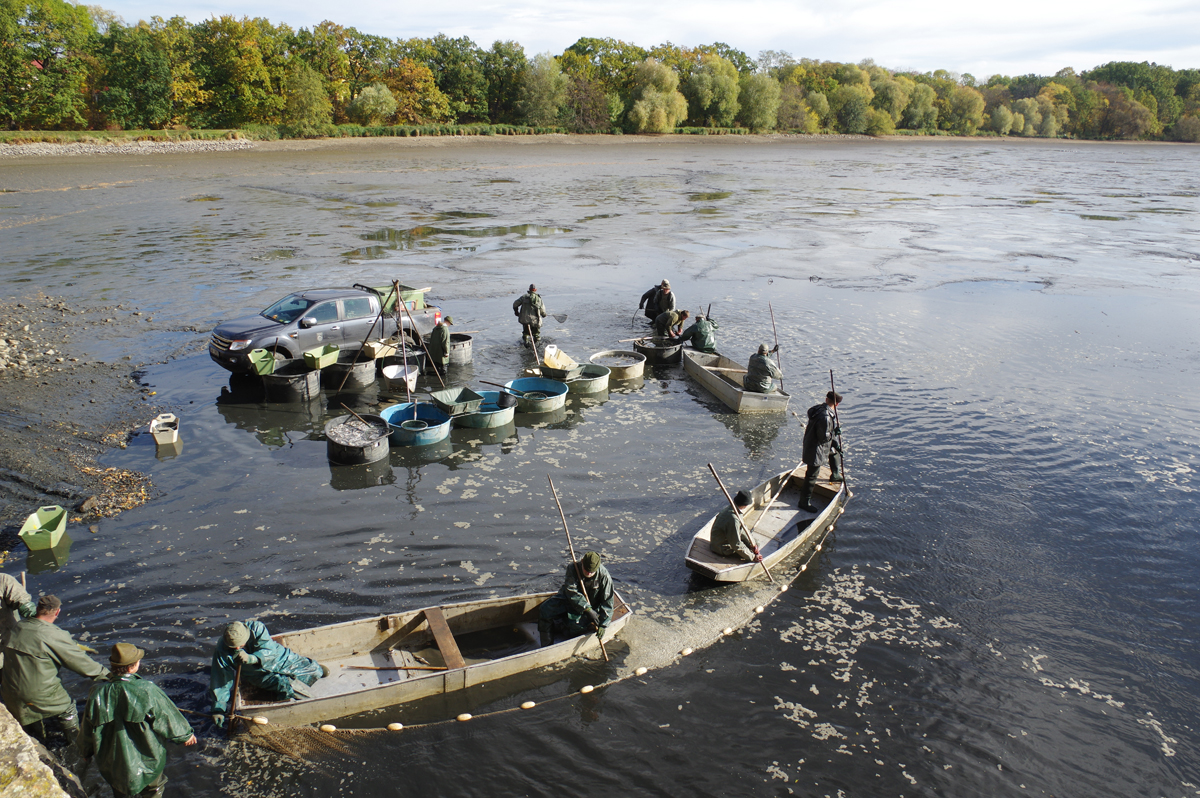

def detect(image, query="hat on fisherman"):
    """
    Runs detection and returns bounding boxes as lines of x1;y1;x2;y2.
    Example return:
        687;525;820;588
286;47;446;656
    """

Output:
224;621;250;649
581;551;602;573
529;284;537;292
734;490;752;507
660;279;670;288
757;343;769;354
443;316;454;325
109;643;145;666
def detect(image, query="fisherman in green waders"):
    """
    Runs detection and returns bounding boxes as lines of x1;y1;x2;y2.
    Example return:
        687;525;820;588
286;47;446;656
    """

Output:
209;620;328;728
425;316;454;375
744;343;782;393
676;311;719;353
537;551;614;647
2;595;108;744
78;643;196;798
513;284;547;347
710;490;759;562
653;309;689;338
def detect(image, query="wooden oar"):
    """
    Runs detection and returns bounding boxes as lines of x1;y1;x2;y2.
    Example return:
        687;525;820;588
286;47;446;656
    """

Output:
480;380;536;396
525;325;540;361
707;463;776;585
830;370;848;486
769;301;783;391
228;661;242;735
709;366;747;374
339;403;374;429
547;476;609;662
337;283;398;391
616;337;646;343
347;664;447;671
399;295;446;389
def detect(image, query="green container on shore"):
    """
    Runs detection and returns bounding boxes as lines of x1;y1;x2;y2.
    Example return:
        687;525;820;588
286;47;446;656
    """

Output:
248;348;277;375
304;344;340;370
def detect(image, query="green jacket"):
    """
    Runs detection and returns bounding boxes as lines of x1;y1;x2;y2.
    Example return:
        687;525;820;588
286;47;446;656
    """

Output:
557;563;615;629
653;310;683;337
427;323;451;365
513;291;546;327
0;574;36;668
209;619;323;714
710;507;756;560
744;353;782;393
78;673;193;796
2;618;108;725
678;318;718;353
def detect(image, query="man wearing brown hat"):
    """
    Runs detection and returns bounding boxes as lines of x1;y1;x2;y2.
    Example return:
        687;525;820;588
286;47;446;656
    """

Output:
537;550;614;647
513;283;547;347
78;643;196;798
638;279;675;321
209;619;328;727
2;594;108;743
710;489;760;562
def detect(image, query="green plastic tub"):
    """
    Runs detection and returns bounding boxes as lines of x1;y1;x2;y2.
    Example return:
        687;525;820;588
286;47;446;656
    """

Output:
304;344;340;370
248;348;278;375
428;386;485;415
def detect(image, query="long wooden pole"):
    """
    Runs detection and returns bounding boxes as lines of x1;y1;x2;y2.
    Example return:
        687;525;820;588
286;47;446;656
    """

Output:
526;325;540;362
830;370;847;485
228;661;243;736
547;476;609;662
400;295;446;389
768;301;783;391
393;280;416;420
707;463;776;584
336;283;397;391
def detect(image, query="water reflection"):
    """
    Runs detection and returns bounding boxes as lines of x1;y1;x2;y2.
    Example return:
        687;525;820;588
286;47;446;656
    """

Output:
328;457;394;491
153;440;183;461
26;534;72;575
214;397;326;449
713;407;788;457
346;222;581;259
389;438;454;467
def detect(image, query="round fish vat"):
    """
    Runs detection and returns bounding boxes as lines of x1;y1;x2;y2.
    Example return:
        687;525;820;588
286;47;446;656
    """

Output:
322;348;377;389
448;334;473;365
566;364;610;394
261;360;321;403
381;363;419;394
504;377;568;414
453;391;517;428
633;337;682;365
589;350;646;379
325;414;390;465
380;402;451;447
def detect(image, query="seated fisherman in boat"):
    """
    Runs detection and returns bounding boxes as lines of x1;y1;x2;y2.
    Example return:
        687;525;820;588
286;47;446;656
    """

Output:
675;312;719;353
653;309;689;338
710;490;759;562
537;551;614;647
209;620;328;727
744;343;782;393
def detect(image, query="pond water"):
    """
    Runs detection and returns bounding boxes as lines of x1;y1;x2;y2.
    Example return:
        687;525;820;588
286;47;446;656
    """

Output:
2;135;1199;797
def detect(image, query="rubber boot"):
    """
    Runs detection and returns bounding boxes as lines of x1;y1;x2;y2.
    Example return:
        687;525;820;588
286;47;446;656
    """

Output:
537;619;554;647
828;451;844;483
799;463;820;513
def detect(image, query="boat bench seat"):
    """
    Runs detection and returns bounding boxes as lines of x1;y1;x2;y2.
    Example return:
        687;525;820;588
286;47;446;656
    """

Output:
422;608;466;670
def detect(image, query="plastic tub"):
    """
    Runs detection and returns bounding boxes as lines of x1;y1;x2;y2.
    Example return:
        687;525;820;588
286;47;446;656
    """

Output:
453;391;517;428
325;414;390;465
304;344;340;370
505;377;569;413
566;364;610;394
381;402;452;447
589;350;646;380
262;360;321;402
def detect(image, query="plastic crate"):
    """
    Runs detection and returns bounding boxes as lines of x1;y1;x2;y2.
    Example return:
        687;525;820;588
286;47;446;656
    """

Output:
428;386;485;415
304;344;340;370
247;348;278;375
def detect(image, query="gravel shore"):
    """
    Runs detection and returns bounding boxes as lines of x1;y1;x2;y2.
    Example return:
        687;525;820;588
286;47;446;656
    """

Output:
0;138;256;159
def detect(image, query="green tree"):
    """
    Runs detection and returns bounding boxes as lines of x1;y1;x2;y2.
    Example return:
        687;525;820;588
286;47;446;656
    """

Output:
192;15;292;127
95;21;172;129
0;0;97;128
942;84;984;134
398;34;487;121
342;28;388;102
900;83;937;130
776;82;817;132
626;58;686;133
381;57;451;123
864;107;895;136
483;39;526;123
282;61;332;135
560;37;647;97
831;84;871;133
696;42;753;74
146;16;209;126
347;81;396;124
1012;97;1041;136
562;73;616;132
736;72;780;130
517;52;566;127
292;21;349;116
682;53;739;127
1170;114;1200;142
870;70;911;122
988;104;1013;134
806;90;831;128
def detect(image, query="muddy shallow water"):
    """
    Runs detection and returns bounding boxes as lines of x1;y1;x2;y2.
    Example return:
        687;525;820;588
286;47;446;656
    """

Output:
2;136;1199;797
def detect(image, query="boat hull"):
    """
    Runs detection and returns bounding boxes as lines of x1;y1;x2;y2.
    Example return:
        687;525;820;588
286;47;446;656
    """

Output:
685;467;849;582
682;350;790;413
242;591;632;727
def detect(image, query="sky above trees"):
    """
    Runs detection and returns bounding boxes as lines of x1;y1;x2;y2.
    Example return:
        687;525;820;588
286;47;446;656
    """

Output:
94;0;1199;78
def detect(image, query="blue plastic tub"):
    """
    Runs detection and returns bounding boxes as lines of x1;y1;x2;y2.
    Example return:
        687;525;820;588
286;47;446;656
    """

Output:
504;377;569;413
453;391;517;428
381;402;452;447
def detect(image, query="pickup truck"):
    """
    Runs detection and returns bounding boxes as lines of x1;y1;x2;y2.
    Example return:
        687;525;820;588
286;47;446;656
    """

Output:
209;284;441;374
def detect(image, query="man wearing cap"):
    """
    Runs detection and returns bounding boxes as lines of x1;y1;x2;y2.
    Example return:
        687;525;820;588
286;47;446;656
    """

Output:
513;284;547;347
0;572;36;669
425;315;454;375
710;490;759;562
744;343;783;393
675;311;719;353
653;308;689;338
639;279;675;321
537;551;614;647
799;390;845;512
2;595;109;743
209;620;327;727
78;643;196;798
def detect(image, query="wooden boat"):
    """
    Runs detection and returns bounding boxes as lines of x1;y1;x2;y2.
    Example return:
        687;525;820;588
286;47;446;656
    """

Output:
589;350;645;380
19;505;67;551
452;391;516;429
240;591;633;727
633;337;682;365
685;466;850;582
682;350;790;413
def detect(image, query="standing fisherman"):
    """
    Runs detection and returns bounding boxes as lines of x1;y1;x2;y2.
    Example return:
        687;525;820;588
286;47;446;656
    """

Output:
639;279;675;321
537;551;614;647
0;571;36;669
676;311;719;353
744;343;782;393
425;315;454;375
513;284;547;347
798;391;844;512
2;595;108;743
209;620;328;728
78;643;196;798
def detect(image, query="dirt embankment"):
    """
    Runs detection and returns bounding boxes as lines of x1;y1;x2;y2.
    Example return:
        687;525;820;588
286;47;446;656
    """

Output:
0;294;165;554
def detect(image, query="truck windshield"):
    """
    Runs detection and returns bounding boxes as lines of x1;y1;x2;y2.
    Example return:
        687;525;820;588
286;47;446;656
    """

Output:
261;294;315;324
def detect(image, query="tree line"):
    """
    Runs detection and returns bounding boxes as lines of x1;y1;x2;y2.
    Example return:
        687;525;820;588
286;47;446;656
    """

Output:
3;0;1199;141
